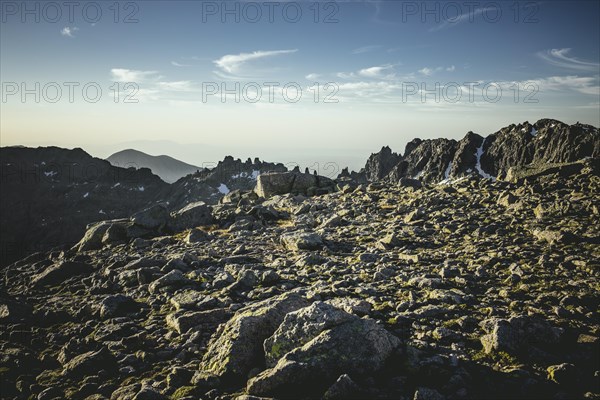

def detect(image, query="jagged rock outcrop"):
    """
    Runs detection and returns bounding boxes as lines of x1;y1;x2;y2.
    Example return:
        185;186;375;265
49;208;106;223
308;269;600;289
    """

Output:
363;146;401;181
355;119;600;184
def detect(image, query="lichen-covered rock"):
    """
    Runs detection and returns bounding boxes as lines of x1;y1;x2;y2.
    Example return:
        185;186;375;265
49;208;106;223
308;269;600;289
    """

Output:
281;232;323;251
263;302;355;367
480;316;563;355
169;201;212;231
247;304;400;397
194;292;309;385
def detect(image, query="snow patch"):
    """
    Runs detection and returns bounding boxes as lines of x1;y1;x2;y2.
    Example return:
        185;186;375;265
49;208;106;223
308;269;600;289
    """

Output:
112;182;120;188
232;170;261;180
444;161;453;179
138;186;145;192
474;139;495;180
530;127;538;137
99;209;105;214
218;183;230;194
44;171;57;177
413;170;423;179
83;192;89;198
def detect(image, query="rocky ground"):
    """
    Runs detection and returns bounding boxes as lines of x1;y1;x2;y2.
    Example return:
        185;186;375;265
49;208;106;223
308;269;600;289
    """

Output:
1;160;599;399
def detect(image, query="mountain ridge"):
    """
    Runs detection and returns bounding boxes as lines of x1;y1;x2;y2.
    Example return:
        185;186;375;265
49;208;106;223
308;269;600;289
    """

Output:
107;149;203;184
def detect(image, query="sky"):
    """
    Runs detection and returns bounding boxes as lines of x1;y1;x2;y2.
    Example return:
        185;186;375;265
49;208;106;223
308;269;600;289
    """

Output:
1;0;599;172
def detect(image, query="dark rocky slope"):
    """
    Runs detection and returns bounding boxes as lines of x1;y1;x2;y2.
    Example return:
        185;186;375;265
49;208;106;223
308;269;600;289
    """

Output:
0;148;290;266
0;146;170;266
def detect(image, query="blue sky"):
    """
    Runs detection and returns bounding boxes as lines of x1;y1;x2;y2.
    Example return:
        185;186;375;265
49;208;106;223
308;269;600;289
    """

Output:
1;1;599;171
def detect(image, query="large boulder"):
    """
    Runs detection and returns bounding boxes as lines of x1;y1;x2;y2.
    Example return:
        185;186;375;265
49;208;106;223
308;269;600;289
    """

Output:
480;316;563;355
255;172;335;198
247;302;401;397
194;292;309;385
131;203;170;230
32;261;94;287
169;201;213;231
281;232;323;251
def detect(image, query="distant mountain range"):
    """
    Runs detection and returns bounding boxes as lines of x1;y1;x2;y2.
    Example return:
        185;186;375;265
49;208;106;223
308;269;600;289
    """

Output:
107;149;202;183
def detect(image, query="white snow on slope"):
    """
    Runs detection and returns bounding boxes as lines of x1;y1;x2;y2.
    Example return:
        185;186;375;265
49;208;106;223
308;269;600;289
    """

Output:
218;183;230;194
444;161;453;179
530;127;538;136
232;170;261;180
474;138;495;180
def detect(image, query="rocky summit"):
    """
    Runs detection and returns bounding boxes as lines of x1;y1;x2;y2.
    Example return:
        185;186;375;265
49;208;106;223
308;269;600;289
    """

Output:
1;120;600;400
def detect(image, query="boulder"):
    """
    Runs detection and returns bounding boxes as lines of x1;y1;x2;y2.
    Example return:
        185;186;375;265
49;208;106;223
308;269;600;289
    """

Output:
281;232;323;251
148;270;187;294
480;316;563;355
255;172;335;198
131;203;170;230
194;292;309;385
169;201;213;231
62;347;116;379
32;261;94;287
166;308;230;334
247;303;400;397
99;295;140;319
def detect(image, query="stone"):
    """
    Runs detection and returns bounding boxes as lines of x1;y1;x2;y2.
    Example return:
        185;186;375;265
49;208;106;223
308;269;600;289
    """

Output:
480;316;562;355
148;270;187;294
169;201;213;231
194;292;309;384
99;295;140;319
166;308;230;334
255;172;335;198
246;303;400;397
263;302;356;367
398;177;423;189
281;232;323;251
62;347;116;379
131;203;170;230
185;228;210;244
413;387;445;400
546;363;577;386
322;374;361;400
32;261;94;287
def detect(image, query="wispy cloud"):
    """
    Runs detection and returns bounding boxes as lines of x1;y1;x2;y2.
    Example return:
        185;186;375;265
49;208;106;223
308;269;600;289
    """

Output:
305;73;321;80
351;45;383;54
429;7;495;32
536;48;600;72
358;64;396;79
156;81;194;91
171;61;191;67
214;49;298;74
60;26;79;37
418;66;455;76
110;69;160;82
